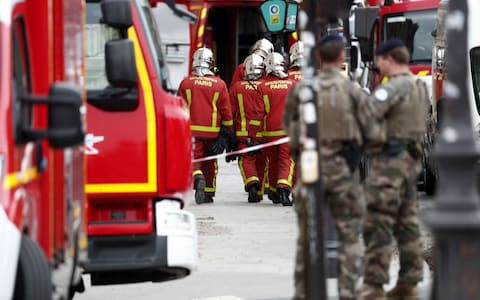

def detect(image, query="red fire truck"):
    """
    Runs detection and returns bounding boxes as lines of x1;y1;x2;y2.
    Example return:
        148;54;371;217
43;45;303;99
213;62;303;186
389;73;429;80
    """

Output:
82;0;197;286
356;0;439;90
0;0;86;299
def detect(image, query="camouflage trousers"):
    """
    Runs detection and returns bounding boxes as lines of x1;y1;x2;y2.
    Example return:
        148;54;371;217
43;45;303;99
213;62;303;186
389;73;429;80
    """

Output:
363;150;423;286
294;155;365;300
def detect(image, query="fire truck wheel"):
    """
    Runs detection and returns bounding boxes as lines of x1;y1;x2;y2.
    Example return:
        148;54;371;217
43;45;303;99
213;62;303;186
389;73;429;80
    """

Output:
13;235;52;300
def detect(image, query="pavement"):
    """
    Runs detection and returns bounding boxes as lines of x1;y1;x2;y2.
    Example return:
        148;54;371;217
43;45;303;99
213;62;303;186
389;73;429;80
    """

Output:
75;160;433;300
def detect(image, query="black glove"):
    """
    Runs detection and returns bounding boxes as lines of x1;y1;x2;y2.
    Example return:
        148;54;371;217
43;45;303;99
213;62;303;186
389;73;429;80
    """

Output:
225;151;238;163
221;126;239;151
209;135;228;155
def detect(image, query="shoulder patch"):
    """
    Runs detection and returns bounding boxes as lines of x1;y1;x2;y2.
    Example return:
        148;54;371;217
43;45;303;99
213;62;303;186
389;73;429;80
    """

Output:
374;88;389;102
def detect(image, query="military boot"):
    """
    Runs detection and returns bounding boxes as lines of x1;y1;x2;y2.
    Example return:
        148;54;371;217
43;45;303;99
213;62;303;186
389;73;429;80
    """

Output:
278;188;292;206
359;283;386;300
386;283;420;300
247;184;262;203
194;177;206;204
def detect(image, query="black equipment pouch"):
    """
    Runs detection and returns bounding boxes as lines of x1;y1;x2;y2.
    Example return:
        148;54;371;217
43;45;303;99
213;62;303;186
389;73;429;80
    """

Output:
340;141;362;173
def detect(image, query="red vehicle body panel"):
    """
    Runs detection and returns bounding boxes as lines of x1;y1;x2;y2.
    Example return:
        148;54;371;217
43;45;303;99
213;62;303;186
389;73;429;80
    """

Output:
85;0;192;237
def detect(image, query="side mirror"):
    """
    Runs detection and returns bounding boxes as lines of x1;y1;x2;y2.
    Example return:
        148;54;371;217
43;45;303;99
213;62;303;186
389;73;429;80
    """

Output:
470;47;480;115
354;7;379;62
105;39;137;88
101;0;132;29
20;83;84;148
48;84;85;148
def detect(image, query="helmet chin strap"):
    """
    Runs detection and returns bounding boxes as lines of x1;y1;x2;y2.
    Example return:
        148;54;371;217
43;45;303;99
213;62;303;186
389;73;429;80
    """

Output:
193;67;214;76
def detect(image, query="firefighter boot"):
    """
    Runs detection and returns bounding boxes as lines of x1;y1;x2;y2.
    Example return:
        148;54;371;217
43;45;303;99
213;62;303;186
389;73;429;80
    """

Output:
359;283;386;300
204;194;214;203
268;191;280;204
278;188;292;206
247;184;262;203
194;176;206;205
386;283;420;300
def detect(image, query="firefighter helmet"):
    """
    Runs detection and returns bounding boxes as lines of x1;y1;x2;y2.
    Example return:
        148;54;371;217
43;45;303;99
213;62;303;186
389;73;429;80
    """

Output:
251;38;274;59
192;48;215;76
244;53;265;80
289;41;304;67
265;52;287;78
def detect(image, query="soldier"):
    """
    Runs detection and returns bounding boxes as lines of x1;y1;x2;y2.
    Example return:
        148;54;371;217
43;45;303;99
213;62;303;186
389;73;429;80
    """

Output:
359;39;429;300
230;38;274;89
259;52;295;206
178;48;234;205
285;34;368;300
230;53;267;203
288;41;304;82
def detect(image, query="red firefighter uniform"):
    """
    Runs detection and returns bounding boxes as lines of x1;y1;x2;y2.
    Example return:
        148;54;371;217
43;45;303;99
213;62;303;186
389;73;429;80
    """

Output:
230;63;244;89
178;75;233;197
258;75;295;193
288;66;302;82
230;79;267;196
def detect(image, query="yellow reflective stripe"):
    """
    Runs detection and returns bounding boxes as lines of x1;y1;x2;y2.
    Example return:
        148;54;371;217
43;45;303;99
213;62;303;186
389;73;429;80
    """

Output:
382;76;389;83
278;159;295;187
205;187;216;192
245;176;260;185
263;130;287;137
256;132;263;137
86;26;157;194
222;120;233;126
212;92;219;128
249;120;261;126
238;157;247;183
186;88;192;113
193;170;203;176
237;94;247;133
190;125;221;132
3;167;38;189
417;70;429;77
198;24;205;38
236;131;248;137
269;186;277;192
200;7;207;19
263;95;270;113
205;160;218;193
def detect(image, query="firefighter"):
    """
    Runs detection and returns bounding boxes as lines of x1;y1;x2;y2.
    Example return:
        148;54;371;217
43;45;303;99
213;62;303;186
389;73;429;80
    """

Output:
230;53;267;203
230;38;274;89
259;52;295;206
288;41;304;82
359;39;429;300
178;48;234;205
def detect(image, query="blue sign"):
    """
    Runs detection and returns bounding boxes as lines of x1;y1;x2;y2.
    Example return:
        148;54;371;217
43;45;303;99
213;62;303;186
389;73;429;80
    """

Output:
285;2;298;32
260;0;287;33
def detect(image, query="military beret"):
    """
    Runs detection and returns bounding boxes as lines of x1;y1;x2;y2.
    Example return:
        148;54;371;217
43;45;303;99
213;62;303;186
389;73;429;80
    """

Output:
375;39;406;55
318;33;344;46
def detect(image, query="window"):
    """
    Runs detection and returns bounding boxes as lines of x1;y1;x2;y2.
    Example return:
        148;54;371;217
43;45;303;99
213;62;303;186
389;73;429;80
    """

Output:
12;17;32;142
136;0;173;91
383;9;436;64
85;2;120;90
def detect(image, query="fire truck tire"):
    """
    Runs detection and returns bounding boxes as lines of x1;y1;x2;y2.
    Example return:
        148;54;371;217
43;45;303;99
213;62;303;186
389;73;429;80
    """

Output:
13;235;52;300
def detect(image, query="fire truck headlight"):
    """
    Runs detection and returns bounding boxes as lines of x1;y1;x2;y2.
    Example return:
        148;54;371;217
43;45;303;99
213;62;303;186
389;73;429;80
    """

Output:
155;200;196;236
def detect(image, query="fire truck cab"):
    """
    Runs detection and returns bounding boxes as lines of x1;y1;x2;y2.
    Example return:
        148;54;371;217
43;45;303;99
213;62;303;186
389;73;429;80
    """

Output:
82;0;197;286
0;0;86;299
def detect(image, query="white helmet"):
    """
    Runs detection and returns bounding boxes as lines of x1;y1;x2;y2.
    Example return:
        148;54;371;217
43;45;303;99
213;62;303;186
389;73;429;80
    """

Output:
243;53;265;80
192;48;214;76
251;38;274;59
265;52;287;78
289;41;304;67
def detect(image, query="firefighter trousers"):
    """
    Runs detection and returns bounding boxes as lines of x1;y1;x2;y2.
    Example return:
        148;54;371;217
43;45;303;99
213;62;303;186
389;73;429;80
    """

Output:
265;142;295;192
238;143;267;195
193;139;218;197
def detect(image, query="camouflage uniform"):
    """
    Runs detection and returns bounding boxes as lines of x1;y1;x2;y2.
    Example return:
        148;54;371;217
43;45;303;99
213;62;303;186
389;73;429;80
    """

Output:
362;73;429;288
286;68;368;300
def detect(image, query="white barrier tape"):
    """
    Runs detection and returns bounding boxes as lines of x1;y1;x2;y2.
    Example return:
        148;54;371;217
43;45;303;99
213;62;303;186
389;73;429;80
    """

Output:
192;137;290;163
